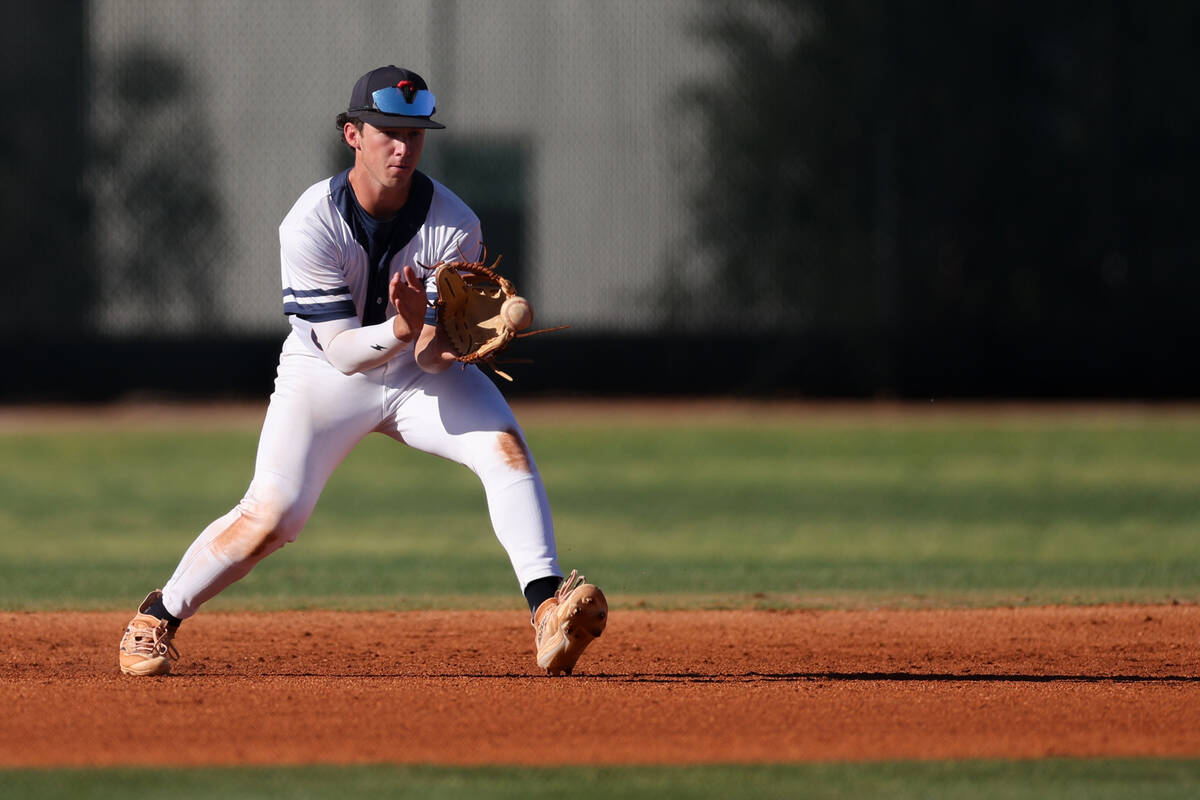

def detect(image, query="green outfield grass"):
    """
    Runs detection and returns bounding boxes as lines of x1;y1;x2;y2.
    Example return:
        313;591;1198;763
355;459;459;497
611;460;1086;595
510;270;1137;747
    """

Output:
3;760;1200;800
3;404;1199;796
0;405;1198;610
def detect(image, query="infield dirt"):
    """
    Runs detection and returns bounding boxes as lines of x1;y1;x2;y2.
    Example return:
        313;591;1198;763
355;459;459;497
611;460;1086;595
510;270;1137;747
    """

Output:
2;605;1199;766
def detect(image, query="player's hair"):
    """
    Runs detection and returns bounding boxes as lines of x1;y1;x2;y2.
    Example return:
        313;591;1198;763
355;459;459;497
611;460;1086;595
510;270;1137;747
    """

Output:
336;113;364;150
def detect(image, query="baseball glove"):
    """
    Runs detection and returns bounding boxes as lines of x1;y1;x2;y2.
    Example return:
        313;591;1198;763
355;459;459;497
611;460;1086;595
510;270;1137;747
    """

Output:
433;249;566;381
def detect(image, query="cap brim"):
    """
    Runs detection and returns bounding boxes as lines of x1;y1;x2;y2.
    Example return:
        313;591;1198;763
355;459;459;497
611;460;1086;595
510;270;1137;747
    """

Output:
355;110;445;130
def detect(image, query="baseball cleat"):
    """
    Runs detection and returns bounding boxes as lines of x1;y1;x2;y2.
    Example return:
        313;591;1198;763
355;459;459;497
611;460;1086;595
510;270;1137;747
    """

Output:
118;590;179;676
533;570;607;676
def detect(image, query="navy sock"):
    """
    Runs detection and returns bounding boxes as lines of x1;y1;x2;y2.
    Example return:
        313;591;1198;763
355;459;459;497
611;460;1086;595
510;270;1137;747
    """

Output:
523;575;561;615
143;595;182;629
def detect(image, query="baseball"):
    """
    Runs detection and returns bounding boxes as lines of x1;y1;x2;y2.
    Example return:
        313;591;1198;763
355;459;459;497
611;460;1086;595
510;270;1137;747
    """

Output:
501;296;534;331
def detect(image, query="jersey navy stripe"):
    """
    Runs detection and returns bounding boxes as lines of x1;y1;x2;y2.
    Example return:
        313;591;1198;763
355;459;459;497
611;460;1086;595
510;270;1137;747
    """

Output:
283;298;356;313
283;286;356;320
288;308;357;322
283;300;357;320
284;286;351;299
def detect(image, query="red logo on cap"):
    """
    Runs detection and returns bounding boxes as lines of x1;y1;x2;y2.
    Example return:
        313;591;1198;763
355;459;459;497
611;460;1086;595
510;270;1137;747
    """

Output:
396;80;417;103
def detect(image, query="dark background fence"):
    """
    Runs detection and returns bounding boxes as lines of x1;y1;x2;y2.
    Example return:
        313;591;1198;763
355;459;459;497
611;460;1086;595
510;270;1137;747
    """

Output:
4;1;1198;402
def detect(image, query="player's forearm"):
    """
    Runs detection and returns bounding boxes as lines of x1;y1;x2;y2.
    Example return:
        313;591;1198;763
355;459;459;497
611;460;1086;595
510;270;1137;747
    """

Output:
316;318;411;375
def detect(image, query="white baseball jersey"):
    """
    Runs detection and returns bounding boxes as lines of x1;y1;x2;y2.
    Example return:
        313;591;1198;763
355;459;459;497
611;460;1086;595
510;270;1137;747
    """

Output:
279;168;483;361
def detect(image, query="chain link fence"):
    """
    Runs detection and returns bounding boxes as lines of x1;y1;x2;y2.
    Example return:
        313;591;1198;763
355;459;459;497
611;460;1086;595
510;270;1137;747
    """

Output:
82;0;727;336
7;1;1199;400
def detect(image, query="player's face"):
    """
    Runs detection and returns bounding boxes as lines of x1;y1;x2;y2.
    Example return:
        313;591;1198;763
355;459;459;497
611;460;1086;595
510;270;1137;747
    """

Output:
352;123;426;191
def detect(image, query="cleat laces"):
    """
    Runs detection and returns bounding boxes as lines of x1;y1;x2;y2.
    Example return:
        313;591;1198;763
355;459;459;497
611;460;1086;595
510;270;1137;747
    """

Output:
555;570;584;602
121;619;180;660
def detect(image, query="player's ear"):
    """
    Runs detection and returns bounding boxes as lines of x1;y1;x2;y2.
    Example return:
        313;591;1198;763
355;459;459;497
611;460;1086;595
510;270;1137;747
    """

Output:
344;122;361;151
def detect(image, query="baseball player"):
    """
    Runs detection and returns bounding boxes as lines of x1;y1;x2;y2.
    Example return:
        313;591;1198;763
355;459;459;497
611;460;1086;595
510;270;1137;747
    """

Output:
118;65;607;677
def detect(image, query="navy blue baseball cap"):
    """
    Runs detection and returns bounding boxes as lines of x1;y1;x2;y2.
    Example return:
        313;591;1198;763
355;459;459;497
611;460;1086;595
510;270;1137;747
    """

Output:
346;65;445;129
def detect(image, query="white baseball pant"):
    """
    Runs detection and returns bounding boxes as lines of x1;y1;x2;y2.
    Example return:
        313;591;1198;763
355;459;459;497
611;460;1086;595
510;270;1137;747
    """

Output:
159;334;559;618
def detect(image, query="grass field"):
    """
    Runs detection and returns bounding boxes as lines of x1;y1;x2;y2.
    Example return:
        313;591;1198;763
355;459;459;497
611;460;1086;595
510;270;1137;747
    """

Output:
2;401;1198;797
1;402;1197;610
5;760;1200;800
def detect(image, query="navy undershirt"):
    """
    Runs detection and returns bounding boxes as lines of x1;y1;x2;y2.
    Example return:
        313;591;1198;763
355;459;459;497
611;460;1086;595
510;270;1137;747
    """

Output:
329;168;435;326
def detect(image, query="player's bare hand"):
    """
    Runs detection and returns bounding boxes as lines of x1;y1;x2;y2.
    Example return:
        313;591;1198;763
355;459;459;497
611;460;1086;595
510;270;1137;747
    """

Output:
390;265;427;343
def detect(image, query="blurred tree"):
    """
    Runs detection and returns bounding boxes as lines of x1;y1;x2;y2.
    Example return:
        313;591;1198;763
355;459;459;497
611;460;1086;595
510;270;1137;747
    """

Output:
670;0;887;338
0;2;90;337
89;44;227;334
676;0;1200;395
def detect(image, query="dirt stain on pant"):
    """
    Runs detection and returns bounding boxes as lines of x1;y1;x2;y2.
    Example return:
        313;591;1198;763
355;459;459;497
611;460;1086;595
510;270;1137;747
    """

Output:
211;512;285;562
497;429;531;472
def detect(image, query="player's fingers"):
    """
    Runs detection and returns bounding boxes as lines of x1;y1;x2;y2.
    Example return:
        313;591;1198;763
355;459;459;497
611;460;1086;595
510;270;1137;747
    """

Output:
403;264;421;290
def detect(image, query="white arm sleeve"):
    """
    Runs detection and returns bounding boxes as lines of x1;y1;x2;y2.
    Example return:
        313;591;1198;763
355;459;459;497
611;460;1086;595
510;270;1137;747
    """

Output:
311;317;410;375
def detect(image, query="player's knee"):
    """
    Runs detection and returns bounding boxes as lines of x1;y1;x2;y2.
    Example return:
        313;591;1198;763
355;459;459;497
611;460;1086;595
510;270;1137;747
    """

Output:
212;512;288;562
216;494;301;562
